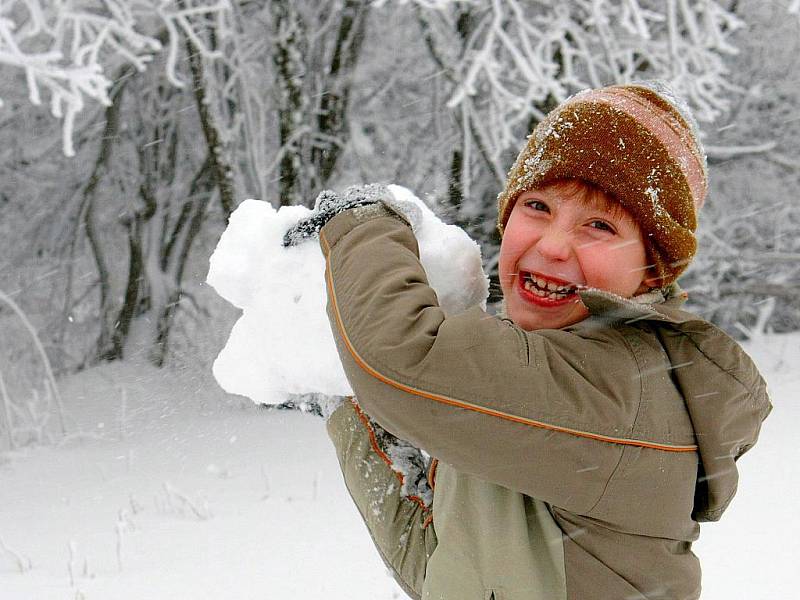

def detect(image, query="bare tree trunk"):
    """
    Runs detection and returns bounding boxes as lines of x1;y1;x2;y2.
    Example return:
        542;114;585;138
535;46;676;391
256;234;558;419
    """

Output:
271;0;307;206
269;1;370;206
105;181;158;361
447;148;464;210
311;0;370;189
415;6;478;222
76;65;136;363
182;5;235;218
150;163;215;367
150;204;210;367
111;7;232;366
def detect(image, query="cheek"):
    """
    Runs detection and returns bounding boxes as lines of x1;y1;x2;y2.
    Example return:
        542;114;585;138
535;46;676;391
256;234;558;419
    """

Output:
497;243;517;293
579;244;647;294
498;213;534;281
498;233;521;283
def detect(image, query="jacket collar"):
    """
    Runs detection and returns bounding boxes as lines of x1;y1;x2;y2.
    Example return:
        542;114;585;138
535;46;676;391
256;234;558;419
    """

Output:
579;283;697;326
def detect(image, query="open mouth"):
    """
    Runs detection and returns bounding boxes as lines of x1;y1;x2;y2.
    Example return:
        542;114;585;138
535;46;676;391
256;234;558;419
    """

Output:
519;271;581;301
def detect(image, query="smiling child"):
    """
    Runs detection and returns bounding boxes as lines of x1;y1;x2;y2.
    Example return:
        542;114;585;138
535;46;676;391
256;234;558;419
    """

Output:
499;179;653;331
294;82;772;600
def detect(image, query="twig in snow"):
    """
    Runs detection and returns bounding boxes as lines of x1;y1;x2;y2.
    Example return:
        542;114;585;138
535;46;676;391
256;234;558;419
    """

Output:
115;510;128;572
0;289;68;436
57;431;110;446
0;534;32;572
43;377;68;437
162;482;211;520
129;493;143;515
67;540;77;587
118;386;128;439
261;464;270;501
0;370;16;451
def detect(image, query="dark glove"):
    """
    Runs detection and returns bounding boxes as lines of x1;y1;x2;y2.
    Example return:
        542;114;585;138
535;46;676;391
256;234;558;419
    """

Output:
282;183;389;247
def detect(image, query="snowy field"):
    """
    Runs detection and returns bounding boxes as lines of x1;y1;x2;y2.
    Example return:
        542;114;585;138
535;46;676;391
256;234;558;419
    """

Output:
1;333;797;599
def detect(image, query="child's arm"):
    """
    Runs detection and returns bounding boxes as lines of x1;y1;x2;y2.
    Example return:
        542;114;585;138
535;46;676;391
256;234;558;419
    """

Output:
326;397;437;599
319;204;701;515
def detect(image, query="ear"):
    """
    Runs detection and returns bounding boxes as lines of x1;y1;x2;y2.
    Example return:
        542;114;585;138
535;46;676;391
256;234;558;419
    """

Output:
643;264;672;290
633;269;663;296
643;274;662;288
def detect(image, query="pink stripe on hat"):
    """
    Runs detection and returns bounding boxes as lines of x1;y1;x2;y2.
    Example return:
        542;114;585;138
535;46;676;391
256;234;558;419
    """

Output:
563;86;708;211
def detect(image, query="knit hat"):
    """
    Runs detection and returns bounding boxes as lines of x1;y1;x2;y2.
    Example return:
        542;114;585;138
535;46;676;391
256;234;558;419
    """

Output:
496;81;708;286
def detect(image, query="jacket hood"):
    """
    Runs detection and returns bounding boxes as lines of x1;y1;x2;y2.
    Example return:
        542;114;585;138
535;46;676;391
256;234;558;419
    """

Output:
580;285;773;522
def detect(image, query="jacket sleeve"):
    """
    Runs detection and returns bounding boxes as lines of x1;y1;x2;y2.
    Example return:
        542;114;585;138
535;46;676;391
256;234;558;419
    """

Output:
319;204;696;514
327;398;437;600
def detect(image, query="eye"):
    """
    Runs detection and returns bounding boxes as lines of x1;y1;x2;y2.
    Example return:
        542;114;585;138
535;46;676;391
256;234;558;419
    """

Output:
524;199;550;213
588;219;617;234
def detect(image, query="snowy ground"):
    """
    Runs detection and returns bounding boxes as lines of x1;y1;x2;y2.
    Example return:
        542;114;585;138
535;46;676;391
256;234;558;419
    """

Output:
1;333;797;599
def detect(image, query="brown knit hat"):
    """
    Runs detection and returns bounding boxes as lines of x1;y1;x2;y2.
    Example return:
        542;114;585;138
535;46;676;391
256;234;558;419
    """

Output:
497;81;708;286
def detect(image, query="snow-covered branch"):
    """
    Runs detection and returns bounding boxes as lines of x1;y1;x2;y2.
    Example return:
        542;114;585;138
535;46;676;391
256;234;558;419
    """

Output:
413;0;750;170
0;0;229;156
705;141;777;160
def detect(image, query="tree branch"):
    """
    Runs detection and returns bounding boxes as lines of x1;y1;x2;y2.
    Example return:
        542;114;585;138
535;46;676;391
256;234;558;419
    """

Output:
180;3;234;217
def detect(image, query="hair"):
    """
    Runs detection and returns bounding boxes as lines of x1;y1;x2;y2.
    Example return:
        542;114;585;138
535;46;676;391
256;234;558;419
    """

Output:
531;179;635;224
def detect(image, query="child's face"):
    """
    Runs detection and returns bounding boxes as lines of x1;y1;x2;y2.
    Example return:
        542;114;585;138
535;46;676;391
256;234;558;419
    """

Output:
499;182;651;331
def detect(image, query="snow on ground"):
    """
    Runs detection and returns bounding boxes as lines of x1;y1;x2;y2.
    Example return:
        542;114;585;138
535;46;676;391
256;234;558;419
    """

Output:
0;361;405;599
692;332;799;600
0;333;797;599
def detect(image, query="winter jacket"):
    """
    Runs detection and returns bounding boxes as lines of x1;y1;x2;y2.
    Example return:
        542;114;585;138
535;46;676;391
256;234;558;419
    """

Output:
320;204;772;600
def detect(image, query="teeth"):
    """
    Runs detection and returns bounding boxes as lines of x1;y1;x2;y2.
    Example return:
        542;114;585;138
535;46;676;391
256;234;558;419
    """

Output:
523;273;577;299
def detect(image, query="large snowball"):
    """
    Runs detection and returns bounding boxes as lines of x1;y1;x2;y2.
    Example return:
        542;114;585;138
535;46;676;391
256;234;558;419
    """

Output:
207;185;489;404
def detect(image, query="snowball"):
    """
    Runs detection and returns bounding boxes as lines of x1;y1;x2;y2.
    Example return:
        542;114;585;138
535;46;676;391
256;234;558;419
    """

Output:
207;185;489;404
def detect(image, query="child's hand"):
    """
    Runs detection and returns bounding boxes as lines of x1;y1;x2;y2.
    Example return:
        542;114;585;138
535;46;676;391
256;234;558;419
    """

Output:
282;184;389;247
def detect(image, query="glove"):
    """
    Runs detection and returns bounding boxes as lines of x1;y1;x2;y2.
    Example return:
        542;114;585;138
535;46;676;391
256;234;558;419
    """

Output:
282;183;426;247
314;394;347;420
282;183;389;247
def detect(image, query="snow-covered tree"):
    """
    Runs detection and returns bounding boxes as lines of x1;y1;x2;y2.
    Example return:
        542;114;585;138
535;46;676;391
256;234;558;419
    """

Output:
231;0;370;206
680;0;800;335
1;0;378;367
1;0;797;376
0;0;230;156
401;1;752;250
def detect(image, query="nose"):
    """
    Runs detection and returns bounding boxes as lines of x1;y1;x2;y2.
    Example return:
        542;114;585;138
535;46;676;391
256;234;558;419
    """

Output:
535;225;572;262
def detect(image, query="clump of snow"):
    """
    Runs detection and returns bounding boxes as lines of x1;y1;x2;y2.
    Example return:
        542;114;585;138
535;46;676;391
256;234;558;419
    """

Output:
206;185;489;405
387;185;489;317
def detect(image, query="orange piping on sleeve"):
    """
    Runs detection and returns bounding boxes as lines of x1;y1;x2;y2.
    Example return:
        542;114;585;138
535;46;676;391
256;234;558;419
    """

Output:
350;400;431;514
428;459;438;491
321;229;698;454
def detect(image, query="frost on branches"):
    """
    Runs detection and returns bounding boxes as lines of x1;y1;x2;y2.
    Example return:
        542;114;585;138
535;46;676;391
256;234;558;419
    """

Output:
0;0;227;156
406;0;747;195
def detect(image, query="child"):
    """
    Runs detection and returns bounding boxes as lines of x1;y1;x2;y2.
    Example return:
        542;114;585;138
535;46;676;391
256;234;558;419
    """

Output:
294;82;772;599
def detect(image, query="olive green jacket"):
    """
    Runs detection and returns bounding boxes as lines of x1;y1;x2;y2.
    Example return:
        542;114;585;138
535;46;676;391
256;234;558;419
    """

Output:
321;204;771;600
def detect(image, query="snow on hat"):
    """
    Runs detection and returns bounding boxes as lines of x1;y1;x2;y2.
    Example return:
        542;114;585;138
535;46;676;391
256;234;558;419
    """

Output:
496;81;708;286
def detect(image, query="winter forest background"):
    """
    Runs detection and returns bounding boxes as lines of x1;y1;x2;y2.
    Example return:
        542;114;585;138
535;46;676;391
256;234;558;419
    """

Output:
1;1;798;598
